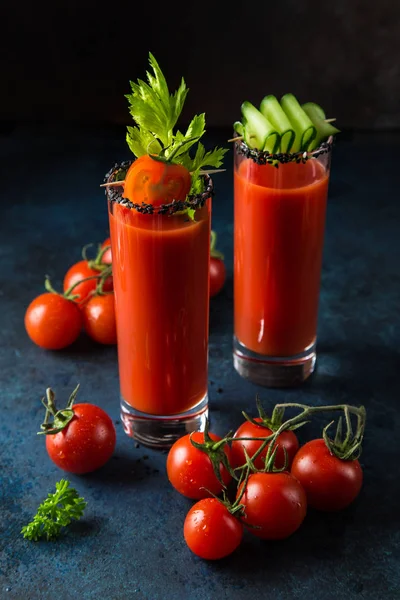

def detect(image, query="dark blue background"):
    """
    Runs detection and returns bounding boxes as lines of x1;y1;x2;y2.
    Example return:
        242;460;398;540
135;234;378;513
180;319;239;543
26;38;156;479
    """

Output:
1;1;400;130
0;125;399;599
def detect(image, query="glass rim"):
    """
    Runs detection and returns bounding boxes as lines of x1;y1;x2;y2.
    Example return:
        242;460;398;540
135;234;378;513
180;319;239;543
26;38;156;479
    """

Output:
234;137;333;166
104;160;213;216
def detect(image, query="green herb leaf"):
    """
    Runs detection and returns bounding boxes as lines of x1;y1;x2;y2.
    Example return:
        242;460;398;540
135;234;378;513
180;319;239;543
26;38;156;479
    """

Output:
181;143;228;193
184;114;206;145
170;76;188;130
186;208;196;221
125;53;188;150
166;114;205;159
21;480;86;541
126;126;162;158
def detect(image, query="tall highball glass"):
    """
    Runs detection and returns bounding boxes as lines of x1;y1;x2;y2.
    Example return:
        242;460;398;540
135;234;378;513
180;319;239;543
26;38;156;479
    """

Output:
233;141;332;387
106;161;212;447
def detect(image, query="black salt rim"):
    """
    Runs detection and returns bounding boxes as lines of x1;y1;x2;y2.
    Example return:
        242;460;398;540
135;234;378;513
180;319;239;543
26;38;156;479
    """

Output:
104;160;214;215
235;138;333;167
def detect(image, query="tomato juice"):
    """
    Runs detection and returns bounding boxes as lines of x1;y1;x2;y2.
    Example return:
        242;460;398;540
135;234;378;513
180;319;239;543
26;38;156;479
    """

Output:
109;200;211;416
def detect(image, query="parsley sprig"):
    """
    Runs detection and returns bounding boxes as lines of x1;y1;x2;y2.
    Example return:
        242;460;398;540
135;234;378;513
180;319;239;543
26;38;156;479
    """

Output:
125;52;228;196
21;479;87;541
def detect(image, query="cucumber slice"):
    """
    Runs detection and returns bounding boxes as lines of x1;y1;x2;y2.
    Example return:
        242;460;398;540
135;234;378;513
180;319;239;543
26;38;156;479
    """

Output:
301;102;340;150
241;101;280;153
280;93;317;152
302;102;326;121
233;121;244;136
263;131;281;154
260;95;295;153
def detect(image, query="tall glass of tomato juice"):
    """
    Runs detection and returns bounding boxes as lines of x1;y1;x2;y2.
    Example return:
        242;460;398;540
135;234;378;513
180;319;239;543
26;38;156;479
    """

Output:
233;141;332;387
106;162;212;447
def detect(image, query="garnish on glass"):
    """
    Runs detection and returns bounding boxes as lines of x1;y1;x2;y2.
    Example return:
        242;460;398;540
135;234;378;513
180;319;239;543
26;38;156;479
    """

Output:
231;93;340;162
101;53;228;219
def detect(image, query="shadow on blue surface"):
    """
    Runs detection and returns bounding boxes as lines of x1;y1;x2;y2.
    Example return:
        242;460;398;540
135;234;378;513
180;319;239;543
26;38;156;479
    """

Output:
84;453;160;487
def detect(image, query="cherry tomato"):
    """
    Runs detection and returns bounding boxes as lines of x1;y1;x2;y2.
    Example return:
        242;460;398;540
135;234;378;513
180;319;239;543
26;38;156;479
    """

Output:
63;260;113;305
209;257;226;297
25;293;82;350
166;432;232;499
122;154;191;207
237;472;307;540
291;438;363;511
82;293;117;345
46;403;116;474
184;498;243;560
101;237;112;265
231;417;299;470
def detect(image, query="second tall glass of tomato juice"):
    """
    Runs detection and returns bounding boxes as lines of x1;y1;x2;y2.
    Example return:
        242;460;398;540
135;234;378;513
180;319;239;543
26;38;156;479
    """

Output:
233;139;332;387
106;163;213;447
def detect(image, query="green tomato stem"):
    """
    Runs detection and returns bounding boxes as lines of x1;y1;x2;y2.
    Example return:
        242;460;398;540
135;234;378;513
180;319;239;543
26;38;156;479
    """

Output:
37;385;80;436
63;274;104;299
210;230;224;260
232;402;366;473
44;273;106;301
93;265;113;297
89;244;112;270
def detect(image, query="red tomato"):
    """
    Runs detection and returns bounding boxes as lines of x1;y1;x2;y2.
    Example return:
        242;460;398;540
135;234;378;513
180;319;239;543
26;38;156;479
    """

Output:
24;293;82;350
237;472;307;540
166;432;232;499
122;154;191;207
291;438;363;511
184;498;243;560
209;257;226;297
63;260;113;305
101;237;112;265
231;417;299;470
46;403;116;474
82;294;117;345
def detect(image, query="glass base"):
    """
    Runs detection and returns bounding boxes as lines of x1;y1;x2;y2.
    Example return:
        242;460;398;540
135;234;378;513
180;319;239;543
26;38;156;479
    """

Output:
120;393;209;449
233;337;316;388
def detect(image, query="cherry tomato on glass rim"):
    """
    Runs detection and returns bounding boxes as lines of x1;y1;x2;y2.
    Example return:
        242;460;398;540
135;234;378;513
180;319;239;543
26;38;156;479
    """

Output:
122;154;191;208
40;385;116;474
25;290;82;350
184;498;243;560
236;471;307;540
209;231;226;297
82;293;117;345
166;428;233;500
291;438;363;511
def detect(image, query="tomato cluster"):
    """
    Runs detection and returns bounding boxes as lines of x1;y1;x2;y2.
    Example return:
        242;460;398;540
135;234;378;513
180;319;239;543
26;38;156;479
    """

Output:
166;401;365;560
24;237;117;350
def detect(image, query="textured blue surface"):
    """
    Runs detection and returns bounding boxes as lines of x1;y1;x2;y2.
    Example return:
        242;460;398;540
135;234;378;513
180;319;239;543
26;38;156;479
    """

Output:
0;125;399;600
